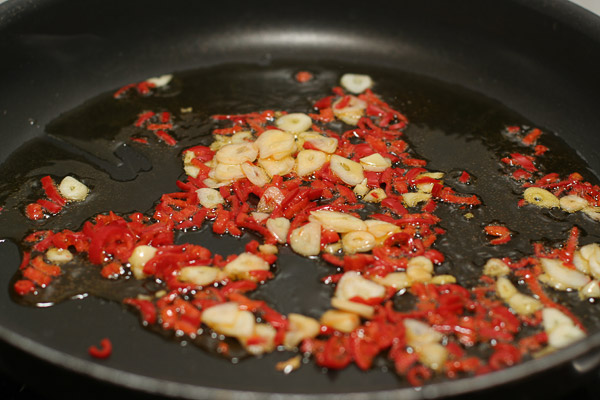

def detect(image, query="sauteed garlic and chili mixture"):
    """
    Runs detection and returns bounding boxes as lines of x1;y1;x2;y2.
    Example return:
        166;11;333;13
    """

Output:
10;70;600;386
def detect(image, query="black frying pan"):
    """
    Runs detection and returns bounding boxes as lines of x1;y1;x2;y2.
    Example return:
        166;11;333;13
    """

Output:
1;0;600;399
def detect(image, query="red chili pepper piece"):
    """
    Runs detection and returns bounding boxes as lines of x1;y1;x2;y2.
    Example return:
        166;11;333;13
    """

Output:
14;279;35;295
154;130;177;146
88;338;112;359
25;203;45;220
458;171;470;184
40;176;66;206
36;199;62;214
484;225;512;245
522;128;542;146
295;71;313;83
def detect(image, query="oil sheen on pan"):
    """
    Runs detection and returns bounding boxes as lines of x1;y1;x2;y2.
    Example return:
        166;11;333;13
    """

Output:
1;61;600;391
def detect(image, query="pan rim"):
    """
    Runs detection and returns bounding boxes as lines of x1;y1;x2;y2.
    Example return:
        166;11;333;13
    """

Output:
1;0;600;398
2;310;600;399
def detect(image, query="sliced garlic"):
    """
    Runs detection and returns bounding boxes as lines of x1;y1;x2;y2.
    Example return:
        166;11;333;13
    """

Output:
295;150;327;176
507;293;543;316
523;187;559;208
258;244;278;255
289;221;322;257
184;164;200;178
324;242;342;254
215;142;258;165
309;210;366;233
580;280;600;299
258;156;295;178
223;252;270;279
404;319;443;348
340;73;373;94
418;342;448;372
359;153;392;172
146;74;172;87
332;96;367;125
45;247;73;264
197;188;225;209
402;192;432;207
243;323;277;355
257;186;285;213
364;219;400;242
542;307;585;348
329;155;365;186
573;251;590;275
251;212;269;222
580;243;600;261
496;277;518;299
363;188;387;203
540;258;590;290
58;176;89;202
178;266;221;286
275;113;313;134
373;272;411;290
430;275;457;285
299;132;338;153
331;297;375;319
230;131;254;143
341;231;376;254
483;258;510;277
559;195;588;213
255;129;296;160
213;163;245;182
202;302;256;339
283;313;321;350
128;245;157;279
353;178;370;197
320;309;360;333
335;271;386;301
266;217;291;244
406;256;434;283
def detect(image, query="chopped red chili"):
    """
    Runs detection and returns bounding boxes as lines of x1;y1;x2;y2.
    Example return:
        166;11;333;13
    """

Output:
88;338;113;359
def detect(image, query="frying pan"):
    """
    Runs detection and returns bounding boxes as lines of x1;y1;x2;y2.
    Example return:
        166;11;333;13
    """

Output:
1;0;600;398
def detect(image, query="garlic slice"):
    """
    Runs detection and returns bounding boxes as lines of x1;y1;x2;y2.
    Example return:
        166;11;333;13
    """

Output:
329;155;365;186
310;210;366;233
289;222;322;257
266;217;291;244
340;73;373;94
275;113;312;134
523;187;559;208
215;142;258;165
197;188;225;209
128;245;157;279
539;258;590;290
295;150;327;176
58;176;89;201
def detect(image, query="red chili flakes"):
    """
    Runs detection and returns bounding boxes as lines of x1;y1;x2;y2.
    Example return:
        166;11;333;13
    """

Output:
154;130;177;146
113;80;157;99
501;153;537;172
458;171;471;184
522;128;542;146
88;338;113;359
484;225;512;245
133;110;177;146
534;144;549;156
294;71;313;83
25;203;44;220
25;176;68;220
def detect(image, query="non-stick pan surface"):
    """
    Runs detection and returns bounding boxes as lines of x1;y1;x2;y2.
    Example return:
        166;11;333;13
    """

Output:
1;0;600;399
